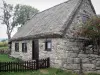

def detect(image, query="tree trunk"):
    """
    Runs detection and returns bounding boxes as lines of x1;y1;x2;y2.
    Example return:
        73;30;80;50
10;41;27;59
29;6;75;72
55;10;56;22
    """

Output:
6;25;11;41
7;29;11;55
7;33;11;41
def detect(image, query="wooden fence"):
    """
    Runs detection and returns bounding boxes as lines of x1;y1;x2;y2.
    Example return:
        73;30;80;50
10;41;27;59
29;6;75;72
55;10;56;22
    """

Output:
0;58;50;72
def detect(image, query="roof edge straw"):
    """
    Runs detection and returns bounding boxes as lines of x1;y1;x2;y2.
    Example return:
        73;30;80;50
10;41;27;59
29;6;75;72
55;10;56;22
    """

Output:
10;34;63;41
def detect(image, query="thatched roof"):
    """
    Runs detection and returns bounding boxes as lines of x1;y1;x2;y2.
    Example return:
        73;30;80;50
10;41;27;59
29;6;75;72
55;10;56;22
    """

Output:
11;0;95;41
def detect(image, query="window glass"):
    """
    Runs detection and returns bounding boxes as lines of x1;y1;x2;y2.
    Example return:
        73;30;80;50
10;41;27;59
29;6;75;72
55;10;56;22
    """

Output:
47;42;51;49
81;14;90;23
45;40;52;51
22;43;27;53
15;43;19;52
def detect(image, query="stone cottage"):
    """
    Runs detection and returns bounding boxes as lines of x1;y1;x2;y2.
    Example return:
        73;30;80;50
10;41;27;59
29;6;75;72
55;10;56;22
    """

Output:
10;0;100;72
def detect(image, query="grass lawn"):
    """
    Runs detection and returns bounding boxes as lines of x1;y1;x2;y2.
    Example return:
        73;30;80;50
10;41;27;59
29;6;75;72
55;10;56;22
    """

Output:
0;68;78;75
0;68;100;75
0;54;18;62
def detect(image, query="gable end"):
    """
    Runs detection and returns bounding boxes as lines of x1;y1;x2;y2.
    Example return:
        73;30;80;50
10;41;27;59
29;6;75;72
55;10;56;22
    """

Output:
62;0;96;37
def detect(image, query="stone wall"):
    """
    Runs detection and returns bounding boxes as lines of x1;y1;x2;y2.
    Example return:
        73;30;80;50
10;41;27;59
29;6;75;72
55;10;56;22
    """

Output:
61;38;100;73
38;38;100;73
10;38;100;73
10;38;68;68
39;38;67;68
60;0;99;72
11;40;32;61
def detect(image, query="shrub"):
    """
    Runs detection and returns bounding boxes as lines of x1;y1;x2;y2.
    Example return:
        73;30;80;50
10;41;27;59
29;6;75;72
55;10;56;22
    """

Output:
80;17;100;39
75;16;100;51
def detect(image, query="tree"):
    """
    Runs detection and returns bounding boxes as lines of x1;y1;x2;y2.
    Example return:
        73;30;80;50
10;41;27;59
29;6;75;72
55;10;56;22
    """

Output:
13;4;39;26
0;0;13;41
0;0;39;41
76;17;100;53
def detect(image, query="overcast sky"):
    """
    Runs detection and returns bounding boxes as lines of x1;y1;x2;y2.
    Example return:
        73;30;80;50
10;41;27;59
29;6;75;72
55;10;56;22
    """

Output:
0;0;100;39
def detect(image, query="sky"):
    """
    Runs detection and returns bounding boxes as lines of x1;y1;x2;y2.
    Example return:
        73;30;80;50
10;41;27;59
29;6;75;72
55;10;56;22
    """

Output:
0;0;100;39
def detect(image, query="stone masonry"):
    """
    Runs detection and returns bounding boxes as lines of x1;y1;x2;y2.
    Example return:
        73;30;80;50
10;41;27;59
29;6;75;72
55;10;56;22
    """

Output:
10;38;100;73
11;40;32;61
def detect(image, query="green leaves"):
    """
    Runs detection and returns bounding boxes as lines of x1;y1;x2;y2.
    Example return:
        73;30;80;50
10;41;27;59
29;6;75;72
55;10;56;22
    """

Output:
78;17;100;40
13;4;39;26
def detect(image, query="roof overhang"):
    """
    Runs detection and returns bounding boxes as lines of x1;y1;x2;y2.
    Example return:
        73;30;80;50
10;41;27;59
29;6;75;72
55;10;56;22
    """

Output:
10;33;63;41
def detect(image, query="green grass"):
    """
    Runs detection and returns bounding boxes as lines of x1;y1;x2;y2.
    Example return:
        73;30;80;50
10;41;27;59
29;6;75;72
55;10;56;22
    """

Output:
88;73;100;75
0;54;18;62
0;68;99;75
0;47;8;50
0;68;78;75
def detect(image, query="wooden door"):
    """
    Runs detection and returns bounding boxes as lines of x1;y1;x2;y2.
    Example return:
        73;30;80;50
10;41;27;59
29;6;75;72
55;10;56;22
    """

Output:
32;39;39;60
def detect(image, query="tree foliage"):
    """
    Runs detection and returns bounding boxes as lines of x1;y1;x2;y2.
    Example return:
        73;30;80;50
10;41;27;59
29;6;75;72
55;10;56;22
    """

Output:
78;17;100;40
76;16;100;51
13;4;39;26
0;0;39;41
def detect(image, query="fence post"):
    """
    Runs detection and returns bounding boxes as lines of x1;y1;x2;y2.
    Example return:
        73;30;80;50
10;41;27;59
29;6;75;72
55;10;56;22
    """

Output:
36;59;39;70
47;58;50;68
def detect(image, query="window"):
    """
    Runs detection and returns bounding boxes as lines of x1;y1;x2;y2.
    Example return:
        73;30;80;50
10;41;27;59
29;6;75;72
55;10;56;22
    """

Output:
81;14;90;23
45;40;52;51
15;43;19;52
22;43;27;53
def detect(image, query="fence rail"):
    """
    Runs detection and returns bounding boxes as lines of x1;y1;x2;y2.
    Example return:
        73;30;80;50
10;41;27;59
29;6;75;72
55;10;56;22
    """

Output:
0;58;50;72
